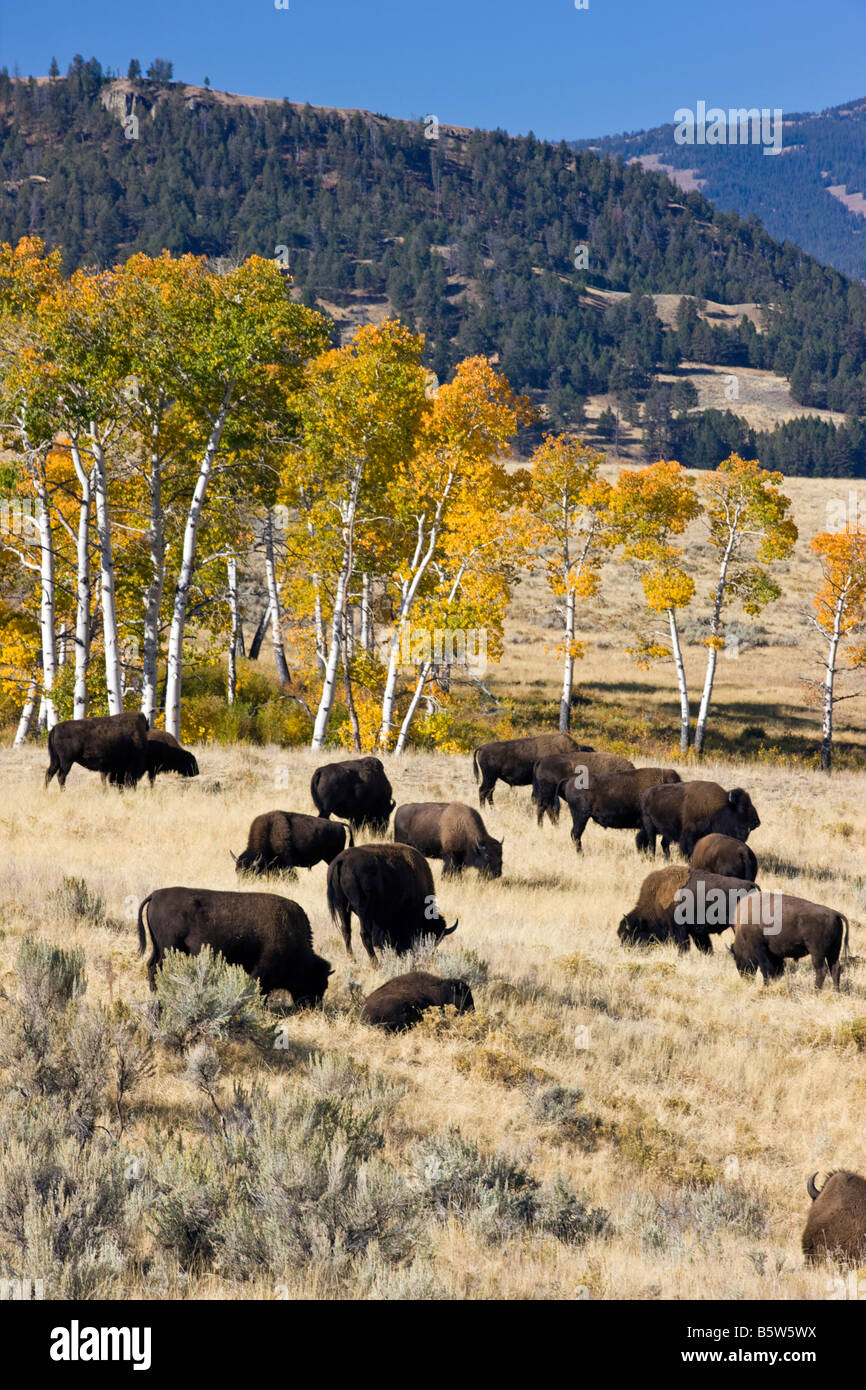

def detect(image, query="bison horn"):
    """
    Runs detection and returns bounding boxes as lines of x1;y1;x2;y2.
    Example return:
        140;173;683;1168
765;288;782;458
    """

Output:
806;1172;823;1202
229;850;238;864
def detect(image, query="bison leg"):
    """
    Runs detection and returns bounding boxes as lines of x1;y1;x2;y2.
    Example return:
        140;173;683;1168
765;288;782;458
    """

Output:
478;776;496;808
812;957;828;991
830;959;842;990
334;904;353;957
659;836;671;860
44;751;61;787
359;917;380;965
569;809;589;852
639;815;657;856
691;932;713;955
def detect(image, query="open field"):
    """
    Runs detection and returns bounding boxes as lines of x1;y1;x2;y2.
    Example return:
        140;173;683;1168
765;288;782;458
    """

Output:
1;741;865;1299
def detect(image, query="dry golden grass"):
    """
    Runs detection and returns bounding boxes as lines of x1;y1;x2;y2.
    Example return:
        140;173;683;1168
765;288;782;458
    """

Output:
2;739;865;1299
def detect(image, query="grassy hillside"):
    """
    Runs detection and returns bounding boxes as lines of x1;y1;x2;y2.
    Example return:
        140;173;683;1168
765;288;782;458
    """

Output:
1;741;864;1299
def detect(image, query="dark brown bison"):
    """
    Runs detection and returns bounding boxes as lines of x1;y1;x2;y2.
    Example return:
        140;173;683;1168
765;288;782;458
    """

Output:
472;733;586;808
802;1171;866;1264
45;711;149;790
310;756;394;833
393;802;503;878
233;810;352;876
690;832;757;881
618;866;758;953
137;886;332;1003
639;781;760;859
137;730;199;786
731;891;849;989
361;971;475;1031
562;767;681;850
533;750;634;826
326;842;457;962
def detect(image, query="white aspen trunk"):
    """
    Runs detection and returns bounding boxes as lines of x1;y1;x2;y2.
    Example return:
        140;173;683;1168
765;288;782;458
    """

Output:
311;567;348;749
264;508;291;684
164;394;232;740
13;676;39;746
57;623;68;666
380;479;453;748
37;482;58;730
69;444;92;719
90;433;123;716
360;572;372;652
394;659;433;755
313;574;326;672
821;593;844;774
668;608;690;754
559;586;575;733
141;429;166;727
693;533;736;756
227;556;239;705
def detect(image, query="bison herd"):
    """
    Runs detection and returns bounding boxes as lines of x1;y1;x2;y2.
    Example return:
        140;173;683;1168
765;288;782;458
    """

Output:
38;714;865;1265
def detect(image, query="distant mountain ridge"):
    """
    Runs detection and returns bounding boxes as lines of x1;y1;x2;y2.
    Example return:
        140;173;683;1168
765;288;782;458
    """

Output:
577;95;866;282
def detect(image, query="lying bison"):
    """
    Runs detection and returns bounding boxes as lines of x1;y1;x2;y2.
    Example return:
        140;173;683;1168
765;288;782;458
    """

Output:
327;842;457;962
731;891;849;989
802;1171;866;1264
618;866;758;953
690;832;757;881
311;756;394;833
45;711;149;790
233;810;352;876
137;886;332;1004
533;751;634;827
640;781;760;859
562;766;681;850
393;802;502;878
472;732;585;808
361;971;474;1031
142;730;199;785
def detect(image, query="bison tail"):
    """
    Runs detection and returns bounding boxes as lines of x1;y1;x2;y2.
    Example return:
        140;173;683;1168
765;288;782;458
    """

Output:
343;822;355;848
136;893;154;956
471;747;479;783
841;914;851;961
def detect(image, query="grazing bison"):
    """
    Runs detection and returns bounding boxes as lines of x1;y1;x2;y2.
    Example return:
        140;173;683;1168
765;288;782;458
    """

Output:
361;971;475;1031
618;866;758;954
310;756;394;833
562;767;681;850
533;751;634;827
472;733;586;808
802;1171;866;1264
326;842;457;962
45;711;149;790
142;730;199;785
393;802;503;878
137;887;332;1004
690;832;757;882
639;780;760;859
731;891;849;989
233;810;352;876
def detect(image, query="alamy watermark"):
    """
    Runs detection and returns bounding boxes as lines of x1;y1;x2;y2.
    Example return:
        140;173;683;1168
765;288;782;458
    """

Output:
674;103;783;157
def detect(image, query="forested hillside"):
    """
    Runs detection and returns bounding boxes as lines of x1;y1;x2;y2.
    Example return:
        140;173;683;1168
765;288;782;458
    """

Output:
581;96;866;282
6;57;866;449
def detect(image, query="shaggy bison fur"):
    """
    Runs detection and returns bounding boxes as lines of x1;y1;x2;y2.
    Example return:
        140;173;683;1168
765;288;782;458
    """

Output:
618;866;758;953
233;810;352;876
731;891;849;989
802;1170;866;1263
690;832;757;881
562;766;681;850
533;751;635;827
639;780;760;859
393;801;502;877
45;711;149;790
310;756;394;832
472;732;585;808
326;842;457;962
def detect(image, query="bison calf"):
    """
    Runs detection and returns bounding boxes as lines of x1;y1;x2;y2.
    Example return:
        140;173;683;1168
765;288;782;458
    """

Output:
234;810;352;876
802;1170;866;1264
690;832;757;881
393;802;502;877
361;971;474;1031
137;887;332;1004
731;891;849;989
142;730;199;785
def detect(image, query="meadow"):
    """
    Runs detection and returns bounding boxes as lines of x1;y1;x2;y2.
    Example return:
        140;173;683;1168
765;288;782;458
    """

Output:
1;738;864;1300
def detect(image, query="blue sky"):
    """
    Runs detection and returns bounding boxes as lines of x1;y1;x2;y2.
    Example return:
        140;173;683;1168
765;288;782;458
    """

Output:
2;0;865;141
